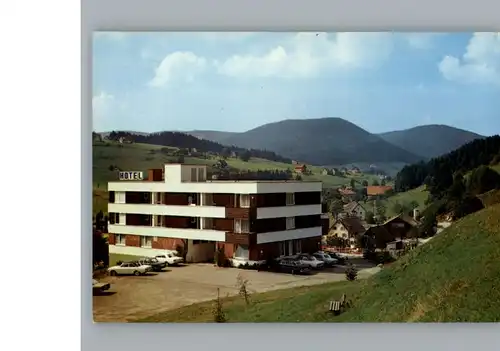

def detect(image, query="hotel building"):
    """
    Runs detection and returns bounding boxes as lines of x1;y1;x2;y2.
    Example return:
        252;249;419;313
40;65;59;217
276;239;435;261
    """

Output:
107;164;325;264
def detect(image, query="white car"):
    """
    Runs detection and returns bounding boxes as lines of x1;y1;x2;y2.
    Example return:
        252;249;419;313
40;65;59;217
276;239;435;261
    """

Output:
107;262;152;276
313;251;338;266
154;251;184;266
293;254;325;269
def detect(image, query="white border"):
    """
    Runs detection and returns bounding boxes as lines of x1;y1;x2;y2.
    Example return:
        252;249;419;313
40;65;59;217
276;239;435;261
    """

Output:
3;0;497;350
1;1;80;351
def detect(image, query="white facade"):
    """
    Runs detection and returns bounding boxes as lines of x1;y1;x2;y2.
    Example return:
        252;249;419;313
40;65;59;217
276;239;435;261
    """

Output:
108;203;227;218
256;227;322;244
256;204;321;219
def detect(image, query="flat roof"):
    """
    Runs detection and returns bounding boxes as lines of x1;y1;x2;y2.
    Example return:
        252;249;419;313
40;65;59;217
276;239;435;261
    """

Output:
109;180;321;184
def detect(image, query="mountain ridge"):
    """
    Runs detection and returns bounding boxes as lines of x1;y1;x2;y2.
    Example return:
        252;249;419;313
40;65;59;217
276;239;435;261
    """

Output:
96;118;485;167
378;124;485;159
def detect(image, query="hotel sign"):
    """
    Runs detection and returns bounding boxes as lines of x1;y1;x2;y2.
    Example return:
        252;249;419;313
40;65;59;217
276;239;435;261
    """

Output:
119;171;144;181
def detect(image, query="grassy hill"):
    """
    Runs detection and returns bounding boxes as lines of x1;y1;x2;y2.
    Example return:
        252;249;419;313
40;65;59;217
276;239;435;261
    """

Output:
136;203;500;322
364;185;429;217
217;118;423;165
378;125;484;160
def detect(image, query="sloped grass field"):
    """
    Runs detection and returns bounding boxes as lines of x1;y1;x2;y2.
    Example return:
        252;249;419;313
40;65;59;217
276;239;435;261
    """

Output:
134;281;362;323
341;203;500;322
135;204;500;323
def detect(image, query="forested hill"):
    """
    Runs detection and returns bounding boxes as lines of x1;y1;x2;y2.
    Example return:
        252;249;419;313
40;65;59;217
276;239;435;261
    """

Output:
394;135;500;197
104;131;292;163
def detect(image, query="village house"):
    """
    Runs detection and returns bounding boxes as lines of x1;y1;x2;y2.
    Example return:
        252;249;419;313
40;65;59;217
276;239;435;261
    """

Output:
328;217;366;248
342;201;367;220
321;168;331;176
364;213;420;248
294;164;308;174
366;185;393;197
338;187;356;201
349;166;361;174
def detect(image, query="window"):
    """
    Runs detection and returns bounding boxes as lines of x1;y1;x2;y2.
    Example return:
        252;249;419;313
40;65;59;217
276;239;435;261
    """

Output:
155;192;162;204
286;217;295;230
109;191;115;203
193;240;210;245
154;215;163;227
108;213;117;224
239;194;250;208
286;193;295;206
117;213;126;225
197;168;206;182
115;234;126;245
143;192;150;203
191;168;197;182
203;217;213;230
140;236;152;248
188;194;197;205
234;245;249;259
234;219;250;233
293;239;302;254
279;242;286;256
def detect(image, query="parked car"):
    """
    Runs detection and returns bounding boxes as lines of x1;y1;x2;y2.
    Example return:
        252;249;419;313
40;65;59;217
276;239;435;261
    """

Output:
154;251;184;266
313;252;338;266
292;254;325;269
92;279;110;294
326;251;348;265
278;259;312;275
137;258;166;272
107;262;152;276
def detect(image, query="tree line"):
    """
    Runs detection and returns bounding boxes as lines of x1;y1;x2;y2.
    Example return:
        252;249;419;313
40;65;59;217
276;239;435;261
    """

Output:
395;135;500;198
106;131;291;164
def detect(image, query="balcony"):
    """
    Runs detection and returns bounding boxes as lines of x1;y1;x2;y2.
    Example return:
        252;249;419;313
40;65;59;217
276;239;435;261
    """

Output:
108;203;226;218
107;224;226;241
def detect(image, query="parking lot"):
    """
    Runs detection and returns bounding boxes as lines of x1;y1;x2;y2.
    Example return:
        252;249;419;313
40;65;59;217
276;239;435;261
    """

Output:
93;259;379;322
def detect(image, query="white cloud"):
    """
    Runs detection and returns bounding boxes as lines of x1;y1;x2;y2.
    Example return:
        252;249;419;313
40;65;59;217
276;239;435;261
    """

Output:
92;92;115;119
148;51;207;87
216;32;395;79
438;32;500;86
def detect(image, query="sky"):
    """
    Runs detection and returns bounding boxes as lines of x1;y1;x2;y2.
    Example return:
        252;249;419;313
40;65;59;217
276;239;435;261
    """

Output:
93;32;500;136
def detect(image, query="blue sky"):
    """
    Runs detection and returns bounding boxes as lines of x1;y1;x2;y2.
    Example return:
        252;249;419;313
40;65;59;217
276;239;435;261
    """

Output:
93;32;500;136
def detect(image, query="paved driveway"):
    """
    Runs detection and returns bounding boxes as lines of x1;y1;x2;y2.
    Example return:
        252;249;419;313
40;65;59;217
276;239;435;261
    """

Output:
93;260;378;322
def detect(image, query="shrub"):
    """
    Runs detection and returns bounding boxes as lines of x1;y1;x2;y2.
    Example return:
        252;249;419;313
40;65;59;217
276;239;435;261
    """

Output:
212;288;227;323
116;260;123;265
345;264;358;281
376;251;395;264
214;247;227;267
236;273;251;305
